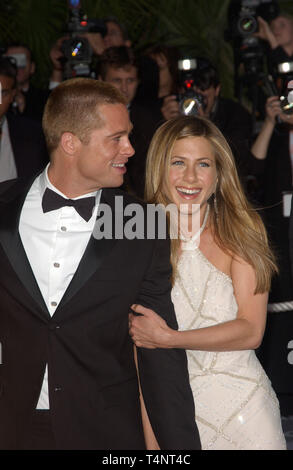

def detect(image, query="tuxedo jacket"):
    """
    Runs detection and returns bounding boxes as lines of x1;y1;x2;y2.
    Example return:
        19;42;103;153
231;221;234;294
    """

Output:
6;112;48;180
0;179;200;450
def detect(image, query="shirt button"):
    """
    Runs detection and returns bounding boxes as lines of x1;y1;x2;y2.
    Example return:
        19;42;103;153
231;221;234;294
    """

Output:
54;263;60;268
60;226;67;232
49;323;60;330
51;301;57;307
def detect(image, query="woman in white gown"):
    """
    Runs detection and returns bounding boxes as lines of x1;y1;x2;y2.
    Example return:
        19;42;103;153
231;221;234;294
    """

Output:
130;115;286;450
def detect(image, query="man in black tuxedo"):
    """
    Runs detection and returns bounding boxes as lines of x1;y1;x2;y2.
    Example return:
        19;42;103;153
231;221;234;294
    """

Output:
0;57;48;183
0;78;200;450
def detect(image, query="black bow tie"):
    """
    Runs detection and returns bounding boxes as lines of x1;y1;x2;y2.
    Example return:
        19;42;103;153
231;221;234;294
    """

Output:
42;188;96;222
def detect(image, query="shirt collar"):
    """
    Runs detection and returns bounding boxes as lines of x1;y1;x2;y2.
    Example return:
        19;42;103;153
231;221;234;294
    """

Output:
38;163;102;206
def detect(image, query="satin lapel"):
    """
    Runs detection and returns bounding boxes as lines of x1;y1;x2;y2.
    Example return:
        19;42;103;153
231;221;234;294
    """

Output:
0;182;50;319
56;188;119;309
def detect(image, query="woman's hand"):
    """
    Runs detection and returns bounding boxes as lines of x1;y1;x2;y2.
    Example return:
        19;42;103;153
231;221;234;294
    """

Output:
265;95;282;123
265;95;293;126
129;304;175;349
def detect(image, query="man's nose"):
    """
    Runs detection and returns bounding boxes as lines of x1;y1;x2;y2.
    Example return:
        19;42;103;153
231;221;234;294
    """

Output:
123;137;135;158
121;80;128;94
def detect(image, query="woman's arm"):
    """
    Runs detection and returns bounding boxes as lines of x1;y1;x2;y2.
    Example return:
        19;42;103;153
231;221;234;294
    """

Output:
130;256;268;352
251;96;279;160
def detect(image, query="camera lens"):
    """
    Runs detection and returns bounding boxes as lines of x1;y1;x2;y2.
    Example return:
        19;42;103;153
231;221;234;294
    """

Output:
71;40;83;58
238;15;258;35
280;95;293;115
179;96;202;116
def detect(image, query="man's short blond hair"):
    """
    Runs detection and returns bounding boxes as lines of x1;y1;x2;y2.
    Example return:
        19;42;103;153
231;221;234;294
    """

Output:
42;78;127;154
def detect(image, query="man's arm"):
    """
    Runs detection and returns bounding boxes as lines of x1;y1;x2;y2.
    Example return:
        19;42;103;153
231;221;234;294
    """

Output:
135;236;201;450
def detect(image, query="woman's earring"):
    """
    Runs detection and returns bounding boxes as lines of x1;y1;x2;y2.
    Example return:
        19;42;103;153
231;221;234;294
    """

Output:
213;192;219;219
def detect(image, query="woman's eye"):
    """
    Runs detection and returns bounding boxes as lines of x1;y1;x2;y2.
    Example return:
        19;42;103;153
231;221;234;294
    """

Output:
171;160;184;166
199;161;210;167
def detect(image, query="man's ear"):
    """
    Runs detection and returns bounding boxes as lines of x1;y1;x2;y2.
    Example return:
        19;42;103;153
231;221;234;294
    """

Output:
60;132;80;155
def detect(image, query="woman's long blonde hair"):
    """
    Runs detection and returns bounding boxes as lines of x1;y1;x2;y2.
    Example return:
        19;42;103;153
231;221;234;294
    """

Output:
145;115;277;293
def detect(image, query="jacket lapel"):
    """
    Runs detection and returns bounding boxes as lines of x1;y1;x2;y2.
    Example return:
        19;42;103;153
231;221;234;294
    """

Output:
0;184;124;318
0;181;50;319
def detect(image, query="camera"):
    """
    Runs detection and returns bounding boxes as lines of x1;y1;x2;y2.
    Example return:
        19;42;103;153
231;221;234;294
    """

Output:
237;2;259;36
177;59;204;116
227;0;279;76
278;64;293;115
228;0;279;39
262;70;293;116
61;0;106;80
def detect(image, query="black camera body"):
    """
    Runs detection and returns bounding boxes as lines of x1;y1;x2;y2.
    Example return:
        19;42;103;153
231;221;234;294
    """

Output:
227;0;279;80
177;59;204;116
61;0;106;80
237;1;259;36
262;68;293;115
228;0;279;38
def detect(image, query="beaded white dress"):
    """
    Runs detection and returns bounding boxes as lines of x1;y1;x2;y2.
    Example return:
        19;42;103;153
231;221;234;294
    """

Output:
171;237;287;450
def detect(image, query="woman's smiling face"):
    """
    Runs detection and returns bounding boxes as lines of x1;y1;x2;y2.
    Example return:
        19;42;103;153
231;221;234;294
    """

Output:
167;136;217;218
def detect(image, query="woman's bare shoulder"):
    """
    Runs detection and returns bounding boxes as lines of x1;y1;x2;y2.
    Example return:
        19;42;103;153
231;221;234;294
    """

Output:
199;228;233;278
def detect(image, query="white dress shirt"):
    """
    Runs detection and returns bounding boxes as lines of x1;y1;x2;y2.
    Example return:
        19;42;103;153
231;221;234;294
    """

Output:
19;165;101;409
0;117;18;183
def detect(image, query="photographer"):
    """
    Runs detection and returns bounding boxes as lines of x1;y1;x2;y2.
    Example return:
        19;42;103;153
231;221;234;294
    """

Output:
0;57;48;183
49;31;105;88
5;44;49;121
98;46;160;199
255;13;293;73
251;89;293;417
161;60;256;194
49;16;130;88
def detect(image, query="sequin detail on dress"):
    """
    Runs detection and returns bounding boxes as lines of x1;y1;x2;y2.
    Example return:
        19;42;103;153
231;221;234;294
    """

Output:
171;241;287;450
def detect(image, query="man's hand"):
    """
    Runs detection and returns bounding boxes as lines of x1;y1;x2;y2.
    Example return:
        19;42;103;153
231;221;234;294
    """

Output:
254;16;279;49
161;95;181;120
50;36;69;71
82;32;105;55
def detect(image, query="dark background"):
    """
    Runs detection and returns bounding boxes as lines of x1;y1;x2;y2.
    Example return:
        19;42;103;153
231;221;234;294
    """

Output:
0;0;292;98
